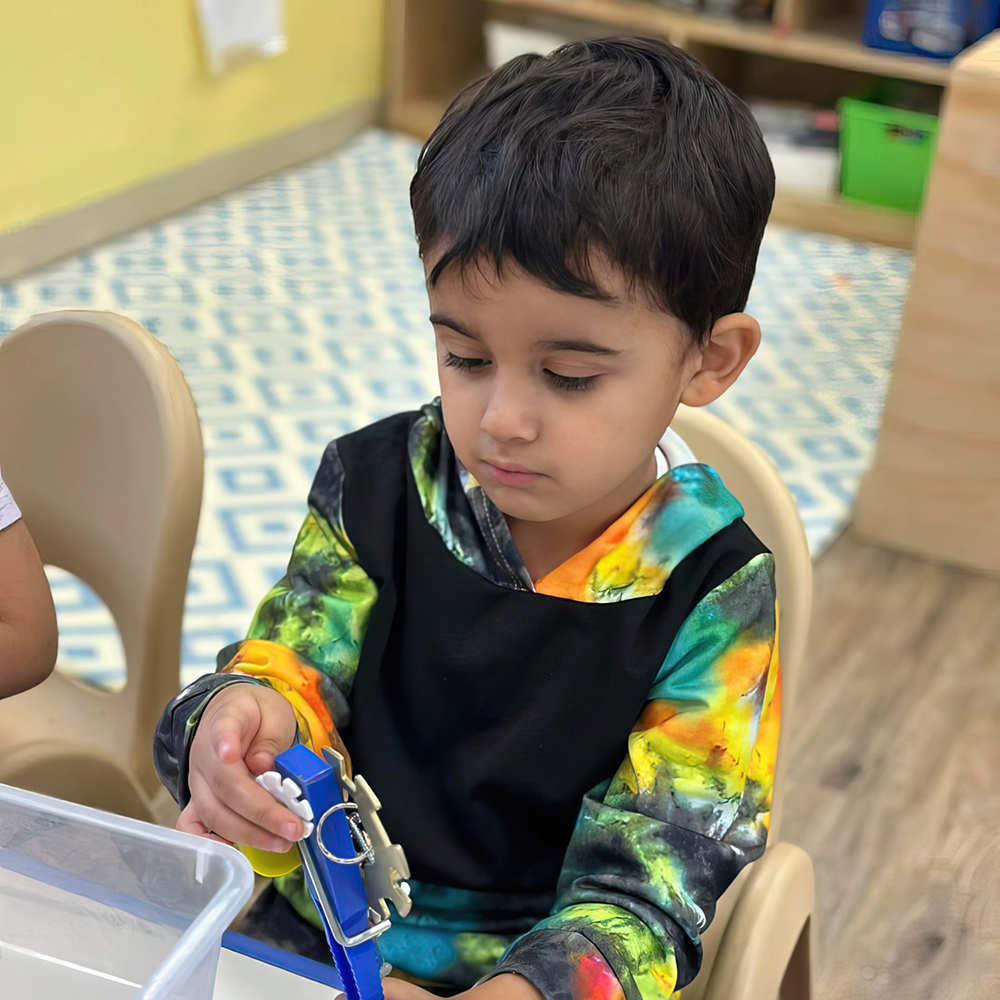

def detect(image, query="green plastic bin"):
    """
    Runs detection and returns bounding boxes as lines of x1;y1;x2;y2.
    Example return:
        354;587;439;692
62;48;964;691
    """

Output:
838;97;939;214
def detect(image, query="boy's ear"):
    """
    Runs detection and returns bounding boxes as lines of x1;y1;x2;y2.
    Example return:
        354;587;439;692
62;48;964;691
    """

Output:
680;313;761;408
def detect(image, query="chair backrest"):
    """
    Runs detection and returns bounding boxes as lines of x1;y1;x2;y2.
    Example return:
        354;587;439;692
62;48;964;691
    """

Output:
0;311;203;820
669;403;812;999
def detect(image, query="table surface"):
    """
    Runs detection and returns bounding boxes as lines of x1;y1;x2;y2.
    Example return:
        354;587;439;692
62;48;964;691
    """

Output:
215;946;344;999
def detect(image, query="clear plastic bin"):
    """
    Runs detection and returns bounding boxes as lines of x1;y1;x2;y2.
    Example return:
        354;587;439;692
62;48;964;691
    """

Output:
0;783;254;999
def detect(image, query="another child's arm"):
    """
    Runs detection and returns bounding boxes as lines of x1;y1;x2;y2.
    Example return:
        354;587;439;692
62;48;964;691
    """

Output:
0;483;58;697
485;554;781;1000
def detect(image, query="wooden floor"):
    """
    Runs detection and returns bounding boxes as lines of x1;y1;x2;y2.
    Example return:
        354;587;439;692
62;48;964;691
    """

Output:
781;533;1000;1000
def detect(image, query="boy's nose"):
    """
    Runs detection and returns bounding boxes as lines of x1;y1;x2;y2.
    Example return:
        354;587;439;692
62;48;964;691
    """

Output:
479;377;539;443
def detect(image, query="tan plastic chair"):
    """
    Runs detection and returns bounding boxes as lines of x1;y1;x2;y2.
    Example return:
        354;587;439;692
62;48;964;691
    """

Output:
0;310;202;825
670;403;815;1000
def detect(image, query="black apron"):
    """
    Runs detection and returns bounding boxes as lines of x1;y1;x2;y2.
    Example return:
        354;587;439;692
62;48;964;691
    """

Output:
311;413;765;893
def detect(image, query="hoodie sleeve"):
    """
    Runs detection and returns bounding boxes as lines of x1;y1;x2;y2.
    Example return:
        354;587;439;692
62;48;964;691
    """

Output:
153;442;378;804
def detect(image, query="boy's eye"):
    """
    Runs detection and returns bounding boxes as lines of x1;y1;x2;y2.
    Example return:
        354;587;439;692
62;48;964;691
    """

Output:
442;352;599;392
545;370;599;392
443;352;489;372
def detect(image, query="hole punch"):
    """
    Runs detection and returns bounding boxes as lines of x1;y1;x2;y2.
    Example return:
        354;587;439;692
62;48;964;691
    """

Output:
251;743;411;1000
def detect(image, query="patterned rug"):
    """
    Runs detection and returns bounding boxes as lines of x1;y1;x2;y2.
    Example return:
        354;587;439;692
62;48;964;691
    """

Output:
0;129;912;690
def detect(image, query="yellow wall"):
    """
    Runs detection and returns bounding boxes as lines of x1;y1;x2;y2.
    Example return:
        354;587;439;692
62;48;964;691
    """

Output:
0;1;385;235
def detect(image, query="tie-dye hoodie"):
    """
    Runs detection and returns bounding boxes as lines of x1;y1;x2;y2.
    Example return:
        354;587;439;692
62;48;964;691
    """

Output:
154;400;780;1000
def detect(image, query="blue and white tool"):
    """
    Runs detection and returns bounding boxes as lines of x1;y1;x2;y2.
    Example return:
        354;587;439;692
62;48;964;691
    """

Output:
256;744;412;1000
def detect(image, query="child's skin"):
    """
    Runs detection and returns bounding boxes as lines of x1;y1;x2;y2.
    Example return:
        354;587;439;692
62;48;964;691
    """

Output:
179;253;761;999
0;518;58;698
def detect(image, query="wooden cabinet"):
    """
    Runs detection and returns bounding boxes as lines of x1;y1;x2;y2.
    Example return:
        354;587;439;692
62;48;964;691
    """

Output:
852;36;1000;575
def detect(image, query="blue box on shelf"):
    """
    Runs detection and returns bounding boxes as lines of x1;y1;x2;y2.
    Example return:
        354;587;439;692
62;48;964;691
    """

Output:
862;0;1000;59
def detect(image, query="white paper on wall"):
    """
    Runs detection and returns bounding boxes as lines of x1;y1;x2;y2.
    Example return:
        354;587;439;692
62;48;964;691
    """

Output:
196;0;287;77
483;20;570;69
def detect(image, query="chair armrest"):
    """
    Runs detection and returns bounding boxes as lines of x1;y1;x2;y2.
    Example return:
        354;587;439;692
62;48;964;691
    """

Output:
703;841;815;1000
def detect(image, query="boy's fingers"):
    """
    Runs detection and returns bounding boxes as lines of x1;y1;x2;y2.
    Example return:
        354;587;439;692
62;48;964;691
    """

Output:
190;771;297;853
209;760;303;842
176;802;232;845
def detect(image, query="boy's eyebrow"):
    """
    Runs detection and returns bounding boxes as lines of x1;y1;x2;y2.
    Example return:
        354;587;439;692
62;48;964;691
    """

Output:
538;339;622;357
430;316;621;357
429;313;478;339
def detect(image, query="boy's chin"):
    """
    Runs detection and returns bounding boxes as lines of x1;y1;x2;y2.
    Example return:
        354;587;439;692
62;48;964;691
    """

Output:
481;486;572;526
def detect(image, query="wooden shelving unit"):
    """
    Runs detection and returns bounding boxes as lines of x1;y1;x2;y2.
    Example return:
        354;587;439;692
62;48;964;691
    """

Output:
487;0;951;83
386;0;954;248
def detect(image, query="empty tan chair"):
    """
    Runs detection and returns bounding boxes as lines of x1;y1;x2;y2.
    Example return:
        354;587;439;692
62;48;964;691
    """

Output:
670;404;815;1000
0;311;202;824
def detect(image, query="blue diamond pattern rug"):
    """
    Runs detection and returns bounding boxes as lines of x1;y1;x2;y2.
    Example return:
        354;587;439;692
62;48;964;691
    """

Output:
0;129;912;691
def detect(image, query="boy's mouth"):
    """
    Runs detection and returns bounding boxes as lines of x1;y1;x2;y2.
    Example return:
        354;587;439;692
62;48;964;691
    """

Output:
480;459;542;487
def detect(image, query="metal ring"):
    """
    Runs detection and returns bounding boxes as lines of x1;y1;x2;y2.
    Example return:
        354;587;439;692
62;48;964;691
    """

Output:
315;802;374;866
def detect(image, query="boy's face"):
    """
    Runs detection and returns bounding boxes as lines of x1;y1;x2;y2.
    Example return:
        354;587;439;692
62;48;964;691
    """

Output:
427;255;704;530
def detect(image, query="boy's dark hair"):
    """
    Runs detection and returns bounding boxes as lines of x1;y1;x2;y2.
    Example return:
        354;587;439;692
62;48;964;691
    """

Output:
410;36;775;342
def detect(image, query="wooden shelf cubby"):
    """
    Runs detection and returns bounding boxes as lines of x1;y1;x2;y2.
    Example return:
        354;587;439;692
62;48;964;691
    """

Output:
386;0;955;248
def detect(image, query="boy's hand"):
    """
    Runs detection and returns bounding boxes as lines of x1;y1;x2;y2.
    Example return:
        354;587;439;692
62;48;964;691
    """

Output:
177;682;303;852
382;974;544;1000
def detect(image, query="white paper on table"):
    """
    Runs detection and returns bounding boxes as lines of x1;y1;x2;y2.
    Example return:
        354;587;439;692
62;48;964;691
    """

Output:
195;0;287;77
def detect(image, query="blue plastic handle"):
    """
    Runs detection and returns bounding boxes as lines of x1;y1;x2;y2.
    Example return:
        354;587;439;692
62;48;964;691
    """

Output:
273;744;385;1000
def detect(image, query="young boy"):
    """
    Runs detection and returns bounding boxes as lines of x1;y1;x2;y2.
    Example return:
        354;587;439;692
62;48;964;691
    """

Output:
155;36;779;1000
0;468;58;697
